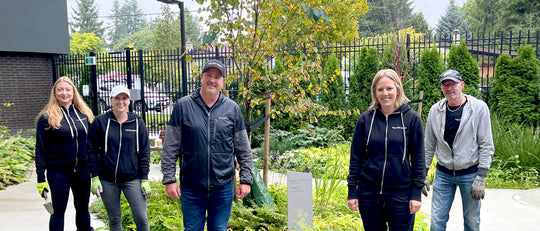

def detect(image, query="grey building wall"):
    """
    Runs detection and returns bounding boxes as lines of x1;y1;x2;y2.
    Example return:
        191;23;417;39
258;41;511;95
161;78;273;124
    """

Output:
0;0;69;54
0;0;70;133
0;53;53;132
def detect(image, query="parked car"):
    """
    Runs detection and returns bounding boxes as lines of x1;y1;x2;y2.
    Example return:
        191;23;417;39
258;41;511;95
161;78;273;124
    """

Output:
97;74;170;112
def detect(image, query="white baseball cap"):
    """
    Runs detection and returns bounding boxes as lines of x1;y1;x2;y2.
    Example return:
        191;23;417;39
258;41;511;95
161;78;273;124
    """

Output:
110;85;130;98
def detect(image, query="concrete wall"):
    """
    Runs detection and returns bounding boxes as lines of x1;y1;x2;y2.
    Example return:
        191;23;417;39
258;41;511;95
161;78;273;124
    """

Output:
0;53;53;133
0;0;69;54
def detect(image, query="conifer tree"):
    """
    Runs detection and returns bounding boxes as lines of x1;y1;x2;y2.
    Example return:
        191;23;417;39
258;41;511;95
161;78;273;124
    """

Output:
320;54;346;110
69;0;105;39
415;46;445;119
435;0;469;41
447;40;481;98
510;46;540;128
489;54;512;114
349;47;379;113
319;54;346;132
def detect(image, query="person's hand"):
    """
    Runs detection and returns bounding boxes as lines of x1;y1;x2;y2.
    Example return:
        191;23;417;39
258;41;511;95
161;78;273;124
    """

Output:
471;175;486;200
237;184;251;199
422;177;430;197
165;182;181;199
37;182;49;198
409;200;421;214
91;176;103;198
347;199;359;211
141;180;152;199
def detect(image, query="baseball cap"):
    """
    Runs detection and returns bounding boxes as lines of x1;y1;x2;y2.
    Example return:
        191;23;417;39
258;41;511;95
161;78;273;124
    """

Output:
439;69;462;84
110;85;130;98
202;60;226;78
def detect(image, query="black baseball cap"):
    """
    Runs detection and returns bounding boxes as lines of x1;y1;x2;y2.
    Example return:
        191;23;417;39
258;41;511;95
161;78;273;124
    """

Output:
439;69;462;84
202;60;226;78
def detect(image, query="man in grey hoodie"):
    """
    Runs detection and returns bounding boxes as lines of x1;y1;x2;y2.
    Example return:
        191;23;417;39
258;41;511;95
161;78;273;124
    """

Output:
424;69;495;231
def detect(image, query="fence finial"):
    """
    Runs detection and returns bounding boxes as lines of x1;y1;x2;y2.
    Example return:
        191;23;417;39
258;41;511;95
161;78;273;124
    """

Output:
453;29;461;45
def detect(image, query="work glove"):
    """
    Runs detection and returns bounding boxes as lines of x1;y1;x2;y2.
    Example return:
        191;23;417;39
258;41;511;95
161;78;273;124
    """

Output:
471;175;486;200
141;180;152;199
37;182;49;198
421;177;430;197
91;176;103;198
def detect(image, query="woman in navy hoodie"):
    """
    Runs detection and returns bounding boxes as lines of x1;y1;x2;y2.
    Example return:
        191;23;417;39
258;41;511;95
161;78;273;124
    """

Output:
35;76;95;231
347;69;425;231
87;85;151;231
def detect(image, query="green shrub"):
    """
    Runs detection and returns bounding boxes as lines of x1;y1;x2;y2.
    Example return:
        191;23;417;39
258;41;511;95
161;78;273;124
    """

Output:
488;116;540;189
415;45;444;120
447;40;482;98
0;134;35;189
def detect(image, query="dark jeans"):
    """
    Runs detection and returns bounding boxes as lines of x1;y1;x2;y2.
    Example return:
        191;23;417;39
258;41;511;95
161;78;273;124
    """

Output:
181;181;234;231
357;189;414;231
47;169;92;231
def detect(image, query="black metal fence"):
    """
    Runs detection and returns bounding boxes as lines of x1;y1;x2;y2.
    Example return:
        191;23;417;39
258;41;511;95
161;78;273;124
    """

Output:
53;30;539;134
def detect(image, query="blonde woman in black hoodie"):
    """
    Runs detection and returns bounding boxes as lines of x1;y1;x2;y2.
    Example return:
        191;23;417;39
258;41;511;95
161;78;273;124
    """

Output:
347;69;425;231
87;85;151;231
35;76;95;231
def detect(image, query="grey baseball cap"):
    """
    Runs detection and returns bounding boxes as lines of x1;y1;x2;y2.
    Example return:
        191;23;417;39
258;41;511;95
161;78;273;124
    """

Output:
202;60;226;78
439;69;462;84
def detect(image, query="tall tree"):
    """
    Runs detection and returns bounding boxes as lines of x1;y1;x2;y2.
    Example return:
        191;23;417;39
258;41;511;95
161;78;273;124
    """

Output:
108;0;147;50
435;0;469;41
462;0;502;35
152;5;202;50
69;0;105;39
463;0;539;34
357;0;430;37
198;0;369;133
70;32;106;55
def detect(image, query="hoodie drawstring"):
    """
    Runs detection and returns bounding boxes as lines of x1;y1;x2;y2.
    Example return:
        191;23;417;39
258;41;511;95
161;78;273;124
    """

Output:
105;119;111;153
401;112;407;164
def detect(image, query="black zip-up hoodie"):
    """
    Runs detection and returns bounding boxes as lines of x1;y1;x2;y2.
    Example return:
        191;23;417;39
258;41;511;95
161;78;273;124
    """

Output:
347;104;425;201
35;105;90;183
87;110;150;183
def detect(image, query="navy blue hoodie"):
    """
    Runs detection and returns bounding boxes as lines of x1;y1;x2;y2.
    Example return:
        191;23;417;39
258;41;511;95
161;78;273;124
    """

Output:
35;105;90;183
347;104;425;201
87;110;150;183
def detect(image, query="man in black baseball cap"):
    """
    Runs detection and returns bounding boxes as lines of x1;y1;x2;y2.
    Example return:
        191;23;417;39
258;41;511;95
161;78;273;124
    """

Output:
439;69;462;84
202;59;227;78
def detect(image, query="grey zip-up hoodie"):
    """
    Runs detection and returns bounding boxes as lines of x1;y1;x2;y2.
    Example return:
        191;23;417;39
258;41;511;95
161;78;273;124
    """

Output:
424;94;494;177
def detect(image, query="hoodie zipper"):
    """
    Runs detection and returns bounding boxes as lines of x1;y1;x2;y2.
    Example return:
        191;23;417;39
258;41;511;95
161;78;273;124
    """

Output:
114;123;123;183
380;115;389;194
62;106;79;172
207;111;211;191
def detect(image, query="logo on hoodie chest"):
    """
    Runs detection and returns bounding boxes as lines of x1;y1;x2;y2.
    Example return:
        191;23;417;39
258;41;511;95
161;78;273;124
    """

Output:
124;129;137;132
392;126;407;130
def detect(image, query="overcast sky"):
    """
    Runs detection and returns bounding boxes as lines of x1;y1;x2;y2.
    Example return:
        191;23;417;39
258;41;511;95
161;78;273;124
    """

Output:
66;0;467;31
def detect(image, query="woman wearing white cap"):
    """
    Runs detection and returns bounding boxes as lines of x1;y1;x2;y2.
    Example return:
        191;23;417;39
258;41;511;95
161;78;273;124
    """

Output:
87;85;151;231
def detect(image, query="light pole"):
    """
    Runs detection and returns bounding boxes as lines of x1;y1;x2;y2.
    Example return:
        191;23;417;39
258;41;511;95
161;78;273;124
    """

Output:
157;0;188;96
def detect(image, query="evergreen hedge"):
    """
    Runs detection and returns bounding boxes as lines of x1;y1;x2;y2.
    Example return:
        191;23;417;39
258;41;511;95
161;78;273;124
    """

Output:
415;45;445;119
447;40;482;98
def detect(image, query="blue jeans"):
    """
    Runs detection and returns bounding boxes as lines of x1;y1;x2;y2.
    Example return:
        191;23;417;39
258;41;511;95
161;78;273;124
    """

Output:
357;189;414;231
431;169;481;231
181;181;234;231
101;179;149;231
47;169;92;231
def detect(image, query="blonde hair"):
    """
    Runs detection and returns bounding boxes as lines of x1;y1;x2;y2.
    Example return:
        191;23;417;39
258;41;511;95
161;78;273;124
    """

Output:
369;69;410;110
36;76;95;130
